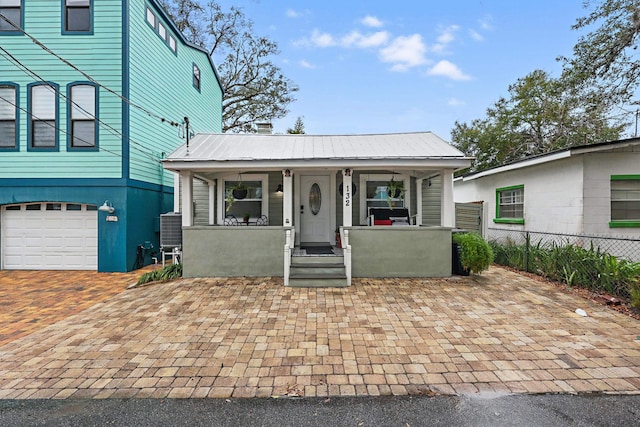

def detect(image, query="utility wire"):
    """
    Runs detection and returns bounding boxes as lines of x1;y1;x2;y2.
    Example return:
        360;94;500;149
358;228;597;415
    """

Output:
0;45;160;162
0;12;183;129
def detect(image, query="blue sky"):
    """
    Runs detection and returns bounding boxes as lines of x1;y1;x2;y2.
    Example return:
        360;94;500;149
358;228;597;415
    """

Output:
215;1;593;140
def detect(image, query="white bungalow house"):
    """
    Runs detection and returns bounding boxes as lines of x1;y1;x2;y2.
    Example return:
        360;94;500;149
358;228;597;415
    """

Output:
162;132;472;286
454;138;640;241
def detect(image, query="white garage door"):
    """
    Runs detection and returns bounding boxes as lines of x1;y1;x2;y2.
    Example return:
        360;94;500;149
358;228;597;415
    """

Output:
1;203;98;270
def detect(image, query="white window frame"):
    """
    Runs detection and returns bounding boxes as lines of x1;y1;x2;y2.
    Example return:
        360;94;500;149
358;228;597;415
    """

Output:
358;173;410;225
0;85;17;149
216;174;269;224
29;83;57;149
69;84;96;148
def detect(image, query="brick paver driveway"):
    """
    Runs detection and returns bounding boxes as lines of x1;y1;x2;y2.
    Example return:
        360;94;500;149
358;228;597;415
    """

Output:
1;267;639;399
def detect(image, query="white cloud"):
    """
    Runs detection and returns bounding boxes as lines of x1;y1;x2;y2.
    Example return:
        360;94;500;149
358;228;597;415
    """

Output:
432;25;460;54
468;29;484;42
447;98;466;107
361;15;383;28
299;60;315;69
479;15;494;31
341;30;390;48
379;34;427;72
311;29;336;47
427;60;471;80
286;9;301;18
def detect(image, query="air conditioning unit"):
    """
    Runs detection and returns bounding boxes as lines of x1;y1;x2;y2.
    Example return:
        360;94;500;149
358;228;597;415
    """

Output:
160;212;182;249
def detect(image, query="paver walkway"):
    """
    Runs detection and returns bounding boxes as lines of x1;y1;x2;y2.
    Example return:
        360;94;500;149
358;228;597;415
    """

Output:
0;269;146;346
1;267;640;399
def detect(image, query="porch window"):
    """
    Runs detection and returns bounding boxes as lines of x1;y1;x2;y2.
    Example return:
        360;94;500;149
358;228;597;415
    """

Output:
221;175;268;224
494;185;524;224
359;174;409;225
610;175;640;227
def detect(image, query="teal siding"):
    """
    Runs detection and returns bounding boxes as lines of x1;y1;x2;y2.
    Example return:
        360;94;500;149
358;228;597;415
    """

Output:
0;0;123;179
128;0;223;187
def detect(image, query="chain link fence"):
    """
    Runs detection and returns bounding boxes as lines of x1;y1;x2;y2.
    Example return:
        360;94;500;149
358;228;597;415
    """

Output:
487;228;640;299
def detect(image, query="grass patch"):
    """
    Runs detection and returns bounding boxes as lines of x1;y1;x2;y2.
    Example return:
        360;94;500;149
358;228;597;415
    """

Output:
137;263;183;286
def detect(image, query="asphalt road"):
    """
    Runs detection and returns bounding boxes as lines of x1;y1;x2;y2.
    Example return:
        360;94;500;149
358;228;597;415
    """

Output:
1;394;640;426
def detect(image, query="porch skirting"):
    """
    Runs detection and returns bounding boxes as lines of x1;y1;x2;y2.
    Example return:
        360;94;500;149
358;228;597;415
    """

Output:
348;226;452;278
182;225;452;279
183;226;288;278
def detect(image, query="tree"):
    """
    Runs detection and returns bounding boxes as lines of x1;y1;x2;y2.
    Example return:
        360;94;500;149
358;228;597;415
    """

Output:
160;1;298;133
452;70;624;173
560;0;640;108
287;116;305;134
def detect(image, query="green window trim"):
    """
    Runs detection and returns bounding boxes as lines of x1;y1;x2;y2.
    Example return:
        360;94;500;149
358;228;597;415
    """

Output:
609;220;640;228
493;218;525;225
611;174;640;181
495;184;524;223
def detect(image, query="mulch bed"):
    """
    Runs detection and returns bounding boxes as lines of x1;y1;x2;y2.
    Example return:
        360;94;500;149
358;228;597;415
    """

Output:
499;265;640;321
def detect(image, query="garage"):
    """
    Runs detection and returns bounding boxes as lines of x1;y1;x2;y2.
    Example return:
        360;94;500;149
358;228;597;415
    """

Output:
1;203;98;270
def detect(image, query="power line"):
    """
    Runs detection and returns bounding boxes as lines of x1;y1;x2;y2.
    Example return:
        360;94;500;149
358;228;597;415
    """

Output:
0;46;160;162
0;12;183;129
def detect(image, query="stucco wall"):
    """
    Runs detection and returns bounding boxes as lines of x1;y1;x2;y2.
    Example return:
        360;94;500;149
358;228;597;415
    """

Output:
454;157;585;234
583;147;640;237
348;226;452;277
183;226;287;277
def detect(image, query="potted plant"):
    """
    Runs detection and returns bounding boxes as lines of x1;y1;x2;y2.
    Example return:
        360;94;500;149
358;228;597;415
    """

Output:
232;182;248;199
386;177;404;208
452;232;494;275
243;212;251;224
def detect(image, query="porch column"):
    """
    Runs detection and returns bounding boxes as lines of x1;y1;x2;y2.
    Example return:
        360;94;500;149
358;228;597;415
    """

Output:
441;169;455;228
173;172;180;212
416;178;423;226
181;170;193;227
207;180;215;225
283;169;293;226
342;169;353;227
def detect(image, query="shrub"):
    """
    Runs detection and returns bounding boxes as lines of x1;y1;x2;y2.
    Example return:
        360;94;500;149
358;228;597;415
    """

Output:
453;232;494;274
137;263;183;285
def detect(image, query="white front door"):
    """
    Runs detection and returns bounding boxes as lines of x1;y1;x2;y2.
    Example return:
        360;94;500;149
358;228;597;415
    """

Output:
299;175;331;244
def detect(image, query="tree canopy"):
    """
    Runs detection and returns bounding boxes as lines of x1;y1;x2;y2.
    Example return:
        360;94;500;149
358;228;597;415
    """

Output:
286;117;305;134
451;70;624;173
560;0;640;107
160;0;298;133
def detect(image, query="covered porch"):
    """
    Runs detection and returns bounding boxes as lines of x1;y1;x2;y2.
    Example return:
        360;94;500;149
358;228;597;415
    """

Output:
162;132;472;285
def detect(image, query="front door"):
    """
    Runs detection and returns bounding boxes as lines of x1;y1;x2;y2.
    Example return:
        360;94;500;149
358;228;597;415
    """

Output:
300;175;331;244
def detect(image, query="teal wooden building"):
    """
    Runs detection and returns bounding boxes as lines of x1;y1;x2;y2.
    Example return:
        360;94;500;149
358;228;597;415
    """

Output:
0;0;223;271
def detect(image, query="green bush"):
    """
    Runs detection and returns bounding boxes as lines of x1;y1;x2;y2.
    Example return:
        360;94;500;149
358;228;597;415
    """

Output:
490;238;640;300
453;232;494;274
137;263;183;285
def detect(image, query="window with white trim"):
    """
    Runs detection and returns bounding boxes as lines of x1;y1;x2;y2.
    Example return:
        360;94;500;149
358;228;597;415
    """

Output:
69;84;96;148
495;185;524;223
0;0;21;32
29;84;57;149
0;85;17;148
64;0;91;33
610;176;640;227
219;174;268;224
358;174;409;224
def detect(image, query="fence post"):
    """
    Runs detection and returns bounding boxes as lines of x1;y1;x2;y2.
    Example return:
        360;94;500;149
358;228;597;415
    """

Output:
525;231;530;273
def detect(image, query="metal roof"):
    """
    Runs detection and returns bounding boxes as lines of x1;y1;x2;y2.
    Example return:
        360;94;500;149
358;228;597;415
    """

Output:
164;132;470;163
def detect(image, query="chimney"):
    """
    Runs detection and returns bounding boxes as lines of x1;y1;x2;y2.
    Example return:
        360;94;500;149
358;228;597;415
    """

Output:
256;122;273;134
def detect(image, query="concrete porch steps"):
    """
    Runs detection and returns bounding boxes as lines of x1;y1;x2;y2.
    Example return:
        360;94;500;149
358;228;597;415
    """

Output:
288;253;348;287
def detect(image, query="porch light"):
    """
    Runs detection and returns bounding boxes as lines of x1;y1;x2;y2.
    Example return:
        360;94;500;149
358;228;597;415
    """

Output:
98;200;115;213
276;184;283;193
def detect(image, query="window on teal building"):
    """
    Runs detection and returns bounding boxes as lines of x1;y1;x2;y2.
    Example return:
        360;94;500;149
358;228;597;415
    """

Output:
0;0;22;32
68;83;97;149
63;0;92;33
0;84;17;149
193;64;201;91
28;83;58;150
